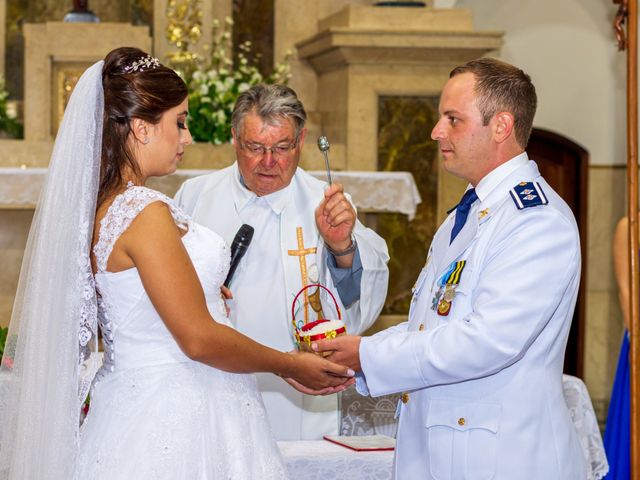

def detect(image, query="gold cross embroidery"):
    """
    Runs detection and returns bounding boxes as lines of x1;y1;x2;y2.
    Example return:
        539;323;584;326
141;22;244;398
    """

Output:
288;226;317;325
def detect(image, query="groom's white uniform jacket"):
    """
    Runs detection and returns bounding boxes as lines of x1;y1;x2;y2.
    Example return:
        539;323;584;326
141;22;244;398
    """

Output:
176;163;389;440
358;154;586;479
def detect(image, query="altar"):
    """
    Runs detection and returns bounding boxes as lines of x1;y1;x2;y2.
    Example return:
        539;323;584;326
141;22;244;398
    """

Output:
0;167;422;218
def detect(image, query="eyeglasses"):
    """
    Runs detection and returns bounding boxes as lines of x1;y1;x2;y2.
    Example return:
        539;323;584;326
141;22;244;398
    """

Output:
240;139;298;159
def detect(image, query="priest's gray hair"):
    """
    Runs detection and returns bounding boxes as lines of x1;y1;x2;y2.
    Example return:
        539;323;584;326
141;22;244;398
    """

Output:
231;84;307;140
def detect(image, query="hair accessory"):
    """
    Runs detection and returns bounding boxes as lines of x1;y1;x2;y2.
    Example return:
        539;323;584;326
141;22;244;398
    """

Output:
123;55;161;74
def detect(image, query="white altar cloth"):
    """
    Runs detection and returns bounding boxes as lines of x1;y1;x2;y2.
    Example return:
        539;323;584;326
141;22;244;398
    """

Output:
278;440;395;480
0;168;422;218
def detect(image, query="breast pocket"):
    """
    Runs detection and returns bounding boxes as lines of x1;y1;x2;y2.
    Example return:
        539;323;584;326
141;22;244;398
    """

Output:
425;399;501;480
449;267;474;320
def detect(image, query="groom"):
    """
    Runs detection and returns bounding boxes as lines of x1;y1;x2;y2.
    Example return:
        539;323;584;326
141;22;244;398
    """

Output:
175;84;389;440
315;58;587;479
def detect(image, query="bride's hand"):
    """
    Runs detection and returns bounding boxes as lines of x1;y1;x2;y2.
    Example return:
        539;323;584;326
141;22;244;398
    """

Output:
282;376;355;396
220;286;233;317
282;351;355;393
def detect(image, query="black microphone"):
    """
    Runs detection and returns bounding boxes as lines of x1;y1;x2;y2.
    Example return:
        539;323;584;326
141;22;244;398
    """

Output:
224;224;254;288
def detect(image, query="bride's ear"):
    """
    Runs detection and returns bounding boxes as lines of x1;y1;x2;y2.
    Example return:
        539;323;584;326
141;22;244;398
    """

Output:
130;118;151;145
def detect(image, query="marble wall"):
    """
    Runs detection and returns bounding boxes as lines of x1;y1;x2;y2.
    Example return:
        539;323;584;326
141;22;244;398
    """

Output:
584;166;627;421
377;95;440;315
0;210;32;327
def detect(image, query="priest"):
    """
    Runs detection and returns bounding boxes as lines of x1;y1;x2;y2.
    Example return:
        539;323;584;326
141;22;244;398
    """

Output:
174;84;389;440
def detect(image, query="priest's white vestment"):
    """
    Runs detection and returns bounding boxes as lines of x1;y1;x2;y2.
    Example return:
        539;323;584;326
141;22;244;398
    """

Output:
175;163;389;440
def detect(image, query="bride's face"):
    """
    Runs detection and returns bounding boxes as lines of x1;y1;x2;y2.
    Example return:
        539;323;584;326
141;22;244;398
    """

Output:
139;97;192;177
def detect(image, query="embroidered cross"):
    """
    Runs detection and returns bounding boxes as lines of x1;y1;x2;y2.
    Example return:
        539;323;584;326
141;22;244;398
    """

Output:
288;227;317;325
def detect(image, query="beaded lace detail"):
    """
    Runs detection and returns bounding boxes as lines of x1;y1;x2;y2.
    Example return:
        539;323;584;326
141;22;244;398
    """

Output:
93;185;190;273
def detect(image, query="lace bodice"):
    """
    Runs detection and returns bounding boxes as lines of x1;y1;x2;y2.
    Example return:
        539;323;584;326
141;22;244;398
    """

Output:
92;185;231;381
93;185;190;273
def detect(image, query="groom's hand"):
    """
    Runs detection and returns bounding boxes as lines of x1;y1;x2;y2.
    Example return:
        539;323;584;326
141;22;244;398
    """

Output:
312;335;362;372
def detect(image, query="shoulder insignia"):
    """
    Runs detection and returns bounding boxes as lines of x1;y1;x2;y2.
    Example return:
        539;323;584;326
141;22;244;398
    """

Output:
509;181;548;210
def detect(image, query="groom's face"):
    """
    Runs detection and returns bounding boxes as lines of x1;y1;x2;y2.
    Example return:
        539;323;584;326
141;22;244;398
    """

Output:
233;112;306;196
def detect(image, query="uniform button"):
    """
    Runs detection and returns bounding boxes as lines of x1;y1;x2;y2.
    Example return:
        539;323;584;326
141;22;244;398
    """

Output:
401;392;410;404
419;324;425;331
458;417;466;426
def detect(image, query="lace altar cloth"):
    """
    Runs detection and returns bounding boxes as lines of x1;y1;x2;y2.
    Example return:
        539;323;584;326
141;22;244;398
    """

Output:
0;168;422;219
328;374;607;480
278;440;394;480
563;375;609;480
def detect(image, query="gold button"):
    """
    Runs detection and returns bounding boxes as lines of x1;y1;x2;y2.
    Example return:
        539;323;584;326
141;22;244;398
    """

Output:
401;392;410;404
458;417;466;426
419;324;425;331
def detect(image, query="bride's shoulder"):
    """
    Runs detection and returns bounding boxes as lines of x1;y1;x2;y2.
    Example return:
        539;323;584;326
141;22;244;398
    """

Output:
116;185;191;226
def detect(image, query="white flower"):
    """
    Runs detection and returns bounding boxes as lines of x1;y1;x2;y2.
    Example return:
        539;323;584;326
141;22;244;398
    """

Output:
199;83;209;95
79;326;92;347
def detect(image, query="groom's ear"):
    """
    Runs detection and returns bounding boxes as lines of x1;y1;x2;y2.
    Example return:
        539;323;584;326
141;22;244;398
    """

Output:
130;117;150;145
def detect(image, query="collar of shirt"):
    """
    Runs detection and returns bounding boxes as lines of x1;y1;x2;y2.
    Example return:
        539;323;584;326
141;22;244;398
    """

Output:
474;152;529;204
230;162;293;215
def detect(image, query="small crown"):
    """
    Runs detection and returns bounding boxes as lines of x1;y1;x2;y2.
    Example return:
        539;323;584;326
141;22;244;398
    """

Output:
123;55;161;74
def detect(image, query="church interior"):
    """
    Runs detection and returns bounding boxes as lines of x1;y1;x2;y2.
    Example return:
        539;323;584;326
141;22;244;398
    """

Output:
0;0;628;476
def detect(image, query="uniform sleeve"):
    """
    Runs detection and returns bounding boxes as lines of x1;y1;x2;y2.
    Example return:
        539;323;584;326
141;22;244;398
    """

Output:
360;208;580;396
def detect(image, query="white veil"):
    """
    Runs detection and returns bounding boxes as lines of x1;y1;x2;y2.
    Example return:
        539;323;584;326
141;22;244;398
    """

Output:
0;60;104;479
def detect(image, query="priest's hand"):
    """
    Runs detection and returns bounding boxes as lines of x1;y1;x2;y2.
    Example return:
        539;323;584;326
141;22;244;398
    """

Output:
283;350;355;392
315;183;357;266
312;335;362;372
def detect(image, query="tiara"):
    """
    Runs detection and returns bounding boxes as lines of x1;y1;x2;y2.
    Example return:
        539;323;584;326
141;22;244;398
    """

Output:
123;55;161;74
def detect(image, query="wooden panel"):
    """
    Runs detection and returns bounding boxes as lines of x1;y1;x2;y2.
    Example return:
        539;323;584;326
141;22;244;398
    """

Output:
527;127;589;378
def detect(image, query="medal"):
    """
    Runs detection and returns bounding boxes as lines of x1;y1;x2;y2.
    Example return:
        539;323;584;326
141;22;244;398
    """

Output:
437;299;451;316
443;285;456;302
431;286;444;311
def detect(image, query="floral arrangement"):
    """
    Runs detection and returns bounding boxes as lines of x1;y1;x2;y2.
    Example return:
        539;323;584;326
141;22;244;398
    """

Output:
166;11;292;144
0;76;22;139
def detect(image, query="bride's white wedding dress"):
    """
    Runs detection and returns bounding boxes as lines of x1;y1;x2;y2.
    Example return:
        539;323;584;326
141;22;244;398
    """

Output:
76;185;289;479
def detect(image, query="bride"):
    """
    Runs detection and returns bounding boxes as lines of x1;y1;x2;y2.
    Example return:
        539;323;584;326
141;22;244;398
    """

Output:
0;47;354;479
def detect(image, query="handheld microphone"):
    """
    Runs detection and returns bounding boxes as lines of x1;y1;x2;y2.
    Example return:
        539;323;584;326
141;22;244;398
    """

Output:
224;224;254;288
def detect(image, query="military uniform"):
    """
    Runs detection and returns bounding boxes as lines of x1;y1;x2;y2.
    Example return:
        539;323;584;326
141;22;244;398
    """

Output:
358;153;586;479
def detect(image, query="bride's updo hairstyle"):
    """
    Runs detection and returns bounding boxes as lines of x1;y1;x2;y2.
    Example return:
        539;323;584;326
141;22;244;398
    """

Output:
99;46;188;206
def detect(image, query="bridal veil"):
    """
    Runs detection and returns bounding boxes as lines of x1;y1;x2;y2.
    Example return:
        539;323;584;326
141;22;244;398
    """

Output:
0;60;104;479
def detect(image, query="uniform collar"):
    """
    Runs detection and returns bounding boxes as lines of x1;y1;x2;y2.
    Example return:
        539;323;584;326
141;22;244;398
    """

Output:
231;162;293;215
474;152;529;203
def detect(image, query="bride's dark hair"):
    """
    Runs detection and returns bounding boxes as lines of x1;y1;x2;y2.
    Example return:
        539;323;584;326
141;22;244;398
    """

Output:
99;46;188;206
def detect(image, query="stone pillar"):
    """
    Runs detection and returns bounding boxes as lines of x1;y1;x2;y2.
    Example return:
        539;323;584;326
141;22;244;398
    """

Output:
297;6;501;170
23;22;151;141
296;5;502;220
